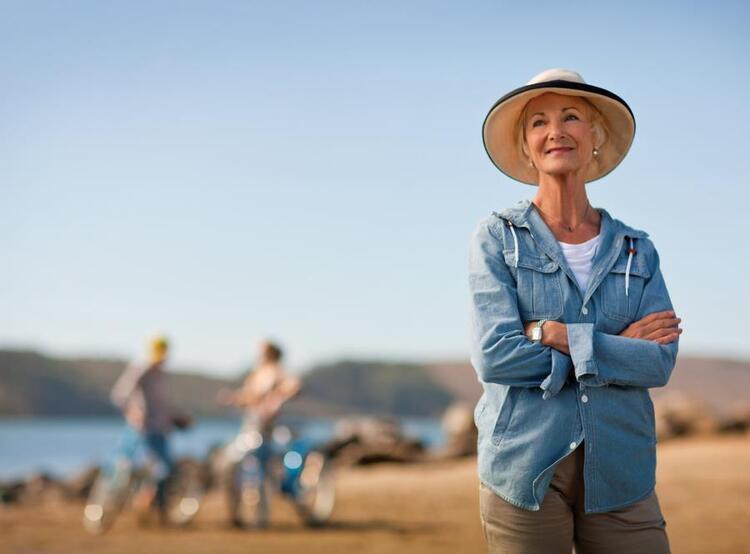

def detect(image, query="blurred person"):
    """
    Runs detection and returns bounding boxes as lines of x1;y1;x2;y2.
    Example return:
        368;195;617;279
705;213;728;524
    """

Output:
110;335;191;521
218;341;300;433
470;69;681;553
217;340;300;526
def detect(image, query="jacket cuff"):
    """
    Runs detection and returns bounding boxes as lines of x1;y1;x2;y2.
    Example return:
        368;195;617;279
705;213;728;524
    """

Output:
566;323;600;383
540;349;573;399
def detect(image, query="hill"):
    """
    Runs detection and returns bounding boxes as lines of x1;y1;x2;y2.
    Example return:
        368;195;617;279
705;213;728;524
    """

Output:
287;360;455;418
0;350;459;419
1;349;748;419
0;350;236;418
423;356;750;417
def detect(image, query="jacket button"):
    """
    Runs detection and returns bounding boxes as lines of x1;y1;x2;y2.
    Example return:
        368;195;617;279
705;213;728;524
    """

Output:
581;306;589;315
581;395;589;403
569;442;577;450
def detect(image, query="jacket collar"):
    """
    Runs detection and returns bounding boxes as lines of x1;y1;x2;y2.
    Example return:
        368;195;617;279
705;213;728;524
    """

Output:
495;199;648;304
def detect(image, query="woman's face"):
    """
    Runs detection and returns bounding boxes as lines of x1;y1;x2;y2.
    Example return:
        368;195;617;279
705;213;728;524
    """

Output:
523;93;597;179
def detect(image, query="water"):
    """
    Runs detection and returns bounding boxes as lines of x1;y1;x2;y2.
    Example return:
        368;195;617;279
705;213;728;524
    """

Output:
0;417;444;480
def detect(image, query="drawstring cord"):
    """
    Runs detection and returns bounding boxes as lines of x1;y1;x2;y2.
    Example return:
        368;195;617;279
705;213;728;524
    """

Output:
508;221;519;268
504;216;637;299
625;237;635;297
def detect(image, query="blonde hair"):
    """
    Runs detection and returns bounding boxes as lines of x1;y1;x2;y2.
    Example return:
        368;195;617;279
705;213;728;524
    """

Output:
516;96;608;168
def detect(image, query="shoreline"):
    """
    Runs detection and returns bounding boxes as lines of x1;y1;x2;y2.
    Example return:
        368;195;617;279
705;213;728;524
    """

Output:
0;416;445;481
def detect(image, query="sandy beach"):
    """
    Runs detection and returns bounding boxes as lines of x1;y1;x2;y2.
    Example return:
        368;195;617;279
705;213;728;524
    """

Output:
2;434;748;554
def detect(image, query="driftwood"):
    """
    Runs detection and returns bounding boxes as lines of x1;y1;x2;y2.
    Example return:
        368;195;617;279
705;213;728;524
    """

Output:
0;457;211;506
325;417;425;465
654;393;750;441
0;472;67;505
654;393;719;440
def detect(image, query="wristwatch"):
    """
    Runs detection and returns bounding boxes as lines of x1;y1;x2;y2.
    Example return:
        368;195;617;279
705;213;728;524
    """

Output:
531;319;548;343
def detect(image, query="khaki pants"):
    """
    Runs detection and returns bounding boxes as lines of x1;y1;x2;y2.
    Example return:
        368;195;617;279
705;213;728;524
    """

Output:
479;446;670;554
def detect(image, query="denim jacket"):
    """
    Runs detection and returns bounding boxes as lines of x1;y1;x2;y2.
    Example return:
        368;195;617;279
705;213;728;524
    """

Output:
468;199;678;513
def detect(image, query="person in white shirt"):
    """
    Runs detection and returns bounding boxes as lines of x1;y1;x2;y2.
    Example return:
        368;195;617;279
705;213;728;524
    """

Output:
217;340;300;527
218;341;300;432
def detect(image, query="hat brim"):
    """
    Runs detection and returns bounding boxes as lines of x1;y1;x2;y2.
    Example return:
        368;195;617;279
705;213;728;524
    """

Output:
482;80;636;185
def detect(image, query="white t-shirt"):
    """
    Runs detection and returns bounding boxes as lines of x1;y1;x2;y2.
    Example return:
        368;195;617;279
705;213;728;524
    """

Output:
558;234;601;294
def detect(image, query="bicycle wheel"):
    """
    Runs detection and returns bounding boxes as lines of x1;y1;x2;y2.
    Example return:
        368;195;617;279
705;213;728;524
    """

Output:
163;459;205;526
228;454;270;528
294;450;335;527
82;458;133;534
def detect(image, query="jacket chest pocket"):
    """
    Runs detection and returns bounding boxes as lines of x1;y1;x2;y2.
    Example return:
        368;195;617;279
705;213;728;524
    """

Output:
600;258;650;323
504;251;563;320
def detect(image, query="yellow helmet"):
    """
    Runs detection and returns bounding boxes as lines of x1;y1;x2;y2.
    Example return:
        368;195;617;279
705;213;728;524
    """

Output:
148;335;169;362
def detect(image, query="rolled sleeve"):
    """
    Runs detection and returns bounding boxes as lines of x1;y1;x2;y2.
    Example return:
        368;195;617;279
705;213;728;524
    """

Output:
469;218;571;396
567;248;678;389
566;323;600;382
540;349;574;399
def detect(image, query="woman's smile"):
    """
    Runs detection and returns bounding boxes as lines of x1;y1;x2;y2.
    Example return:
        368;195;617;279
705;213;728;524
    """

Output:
546;146;574;155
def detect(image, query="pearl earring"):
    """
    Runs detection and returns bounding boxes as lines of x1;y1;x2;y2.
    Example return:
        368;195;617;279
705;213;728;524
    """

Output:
593;148;600;158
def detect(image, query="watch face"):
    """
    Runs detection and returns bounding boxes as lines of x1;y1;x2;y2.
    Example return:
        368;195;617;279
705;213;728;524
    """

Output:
532;327;542;342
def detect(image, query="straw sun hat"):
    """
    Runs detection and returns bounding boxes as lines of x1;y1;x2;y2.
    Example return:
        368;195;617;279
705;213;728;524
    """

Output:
482;68;635;185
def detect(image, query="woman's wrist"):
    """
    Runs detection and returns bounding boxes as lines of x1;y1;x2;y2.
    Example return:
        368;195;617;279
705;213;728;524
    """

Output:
543;321;570;354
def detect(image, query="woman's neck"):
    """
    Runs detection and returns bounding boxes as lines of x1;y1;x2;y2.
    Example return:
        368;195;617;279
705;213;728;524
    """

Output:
532;173;600;241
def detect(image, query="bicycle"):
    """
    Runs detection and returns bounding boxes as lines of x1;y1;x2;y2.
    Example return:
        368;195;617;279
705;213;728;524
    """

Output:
83;429;206;534
223;424;336;529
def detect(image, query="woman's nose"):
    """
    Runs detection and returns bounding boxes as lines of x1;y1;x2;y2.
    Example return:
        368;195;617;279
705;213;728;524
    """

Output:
548;121;566;140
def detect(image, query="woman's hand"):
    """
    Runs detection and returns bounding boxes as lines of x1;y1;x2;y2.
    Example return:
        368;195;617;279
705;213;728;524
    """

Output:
619;310;682;344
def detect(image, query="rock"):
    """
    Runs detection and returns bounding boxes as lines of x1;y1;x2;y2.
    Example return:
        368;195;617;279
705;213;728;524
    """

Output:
716;405;750;435
435;403;477;458
0;480;26;505
654;392;719;441
327;417;425;465
20;473;67;504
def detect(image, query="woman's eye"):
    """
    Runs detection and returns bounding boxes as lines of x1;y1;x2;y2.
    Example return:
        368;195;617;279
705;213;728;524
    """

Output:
531;119;544;127
564;113;579;121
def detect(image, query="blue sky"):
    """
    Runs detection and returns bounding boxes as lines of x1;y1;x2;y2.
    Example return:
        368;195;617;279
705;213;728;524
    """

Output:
2;1;748;376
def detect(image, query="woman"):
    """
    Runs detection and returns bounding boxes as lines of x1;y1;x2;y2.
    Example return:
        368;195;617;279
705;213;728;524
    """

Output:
469;69;681;553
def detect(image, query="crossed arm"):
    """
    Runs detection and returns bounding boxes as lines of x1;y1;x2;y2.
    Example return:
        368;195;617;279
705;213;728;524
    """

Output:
524;309;682;390
217;373;301;420
470;221;681;395
528;311;682;355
